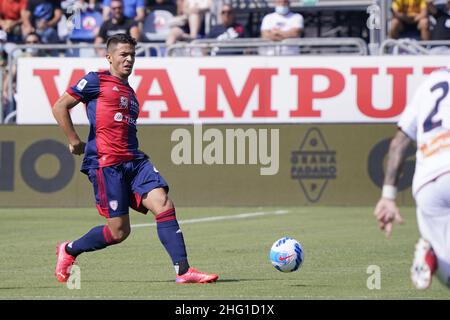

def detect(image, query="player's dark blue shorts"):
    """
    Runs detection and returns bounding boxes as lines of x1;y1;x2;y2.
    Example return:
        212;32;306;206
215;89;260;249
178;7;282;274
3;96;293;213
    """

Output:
86;158;169;218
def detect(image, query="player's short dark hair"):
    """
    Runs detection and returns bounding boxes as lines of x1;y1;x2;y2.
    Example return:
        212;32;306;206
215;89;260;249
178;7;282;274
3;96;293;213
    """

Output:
106;33;137;52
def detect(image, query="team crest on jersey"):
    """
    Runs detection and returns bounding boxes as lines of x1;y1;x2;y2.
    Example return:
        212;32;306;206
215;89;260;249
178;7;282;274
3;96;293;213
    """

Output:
120;96;128;108
114;112;123;122
109;200;118;211
76;79;87;91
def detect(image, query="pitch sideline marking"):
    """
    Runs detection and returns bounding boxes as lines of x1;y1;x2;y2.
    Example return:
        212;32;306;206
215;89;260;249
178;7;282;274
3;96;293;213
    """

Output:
131;210;289;229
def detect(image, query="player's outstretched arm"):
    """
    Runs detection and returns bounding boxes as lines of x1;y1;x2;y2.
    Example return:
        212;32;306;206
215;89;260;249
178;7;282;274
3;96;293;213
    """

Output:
374;130;412;237
52;93;85;155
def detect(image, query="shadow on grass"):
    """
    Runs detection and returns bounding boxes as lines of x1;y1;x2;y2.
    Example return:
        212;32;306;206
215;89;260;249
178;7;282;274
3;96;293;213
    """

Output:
84;278;316;285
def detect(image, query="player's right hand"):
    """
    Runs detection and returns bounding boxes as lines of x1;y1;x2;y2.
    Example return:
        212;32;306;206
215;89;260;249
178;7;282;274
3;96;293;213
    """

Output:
69;141;86;155
374;198;404;238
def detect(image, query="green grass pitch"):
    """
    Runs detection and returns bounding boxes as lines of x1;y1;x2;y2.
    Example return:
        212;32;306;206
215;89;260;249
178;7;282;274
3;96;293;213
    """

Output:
0;206;449;299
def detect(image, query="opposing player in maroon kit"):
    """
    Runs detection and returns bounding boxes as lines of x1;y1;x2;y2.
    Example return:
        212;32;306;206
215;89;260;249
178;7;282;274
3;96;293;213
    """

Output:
52;33;218;284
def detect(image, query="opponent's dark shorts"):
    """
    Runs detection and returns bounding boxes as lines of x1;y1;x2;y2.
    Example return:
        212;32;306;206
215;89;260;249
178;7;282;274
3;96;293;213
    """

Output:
86;158;169;218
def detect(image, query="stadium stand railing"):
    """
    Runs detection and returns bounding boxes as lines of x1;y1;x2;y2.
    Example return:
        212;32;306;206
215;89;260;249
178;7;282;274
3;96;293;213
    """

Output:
379;38;450;55
166;37;369;56
3;110;16;124
214;0;374;11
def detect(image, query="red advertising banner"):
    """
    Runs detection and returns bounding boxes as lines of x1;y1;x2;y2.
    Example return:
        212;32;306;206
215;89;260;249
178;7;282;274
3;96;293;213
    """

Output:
16;56;448;124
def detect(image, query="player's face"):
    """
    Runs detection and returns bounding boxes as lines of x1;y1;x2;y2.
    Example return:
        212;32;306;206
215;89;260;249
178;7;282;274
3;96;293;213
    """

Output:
108;42;136;80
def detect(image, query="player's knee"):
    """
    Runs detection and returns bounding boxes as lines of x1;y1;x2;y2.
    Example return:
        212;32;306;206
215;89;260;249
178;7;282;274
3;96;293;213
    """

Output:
110;227;131;243
142;188;174;214
154;192;174;212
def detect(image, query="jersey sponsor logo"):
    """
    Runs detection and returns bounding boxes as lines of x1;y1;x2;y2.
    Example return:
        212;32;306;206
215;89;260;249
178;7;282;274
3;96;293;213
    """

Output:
124;115;137;126
112;86;120;92
120;96;128;108
291;128;337;202
109;200;118;211
76;79;87;91
153;166;159;173
114;112;123;122
420;131;450;158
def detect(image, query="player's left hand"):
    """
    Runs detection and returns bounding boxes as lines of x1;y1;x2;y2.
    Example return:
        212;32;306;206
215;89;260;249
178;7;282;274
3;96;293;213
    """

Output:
374;198;404;238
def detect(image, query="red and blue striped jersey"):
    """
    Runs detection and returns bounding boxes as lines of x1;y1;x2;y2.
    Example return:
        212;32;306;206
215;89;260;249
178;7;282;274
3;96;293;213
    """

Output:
67;71;147;172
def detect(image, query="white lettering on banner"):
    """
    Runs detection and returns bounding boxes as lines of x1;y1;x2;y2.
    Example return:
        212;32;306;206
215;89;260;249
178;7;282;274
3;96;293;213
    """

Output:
16;57;447;124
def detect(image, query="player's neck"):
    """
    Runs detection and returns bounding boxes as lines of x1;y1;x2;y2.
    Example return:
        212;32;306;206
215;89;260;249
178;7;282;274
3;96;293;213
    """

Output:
109;69;129;83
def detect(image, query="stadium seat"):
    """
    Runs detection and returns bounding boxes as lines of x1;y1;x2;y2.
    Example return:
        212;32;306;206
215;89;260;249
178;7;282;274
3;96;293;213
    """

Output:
69;10;103;43
65;10;103;57
141;10;174;42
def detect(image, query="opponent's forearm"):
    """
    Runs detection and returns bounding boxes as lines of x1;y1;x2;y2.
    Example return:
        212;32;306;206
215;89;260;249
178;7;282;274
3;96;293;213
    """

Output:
384;131;412;186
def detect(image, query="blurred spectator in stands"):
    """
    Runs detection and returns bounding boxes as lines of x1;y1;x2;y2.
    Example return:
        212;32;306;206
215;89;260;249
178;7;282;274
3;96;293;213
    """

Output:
35;15;59;43
95;0;139;55
0;29;10;120
22;0;62;37
148;0;177;16
0;30;8;100
261;0;303;41
0;0;28;42
389;0;430;40
103;0;145;23
206;3;246;40
0;29;7;66
22;31;44;56
2;32;44;122
426;0;450;40
260;0;303;55
166;0;212;45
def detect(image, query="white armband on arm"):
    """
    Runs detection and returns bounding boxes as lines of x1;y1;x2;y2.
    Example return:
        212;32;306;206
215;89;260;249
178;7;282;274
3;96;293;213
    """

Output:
382;185;397;200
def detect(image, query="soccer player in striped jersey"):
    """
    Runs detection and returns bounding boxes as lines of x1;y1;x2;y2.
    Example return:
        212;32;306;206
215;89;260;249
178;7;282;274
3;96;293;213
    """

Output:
52;33;218;284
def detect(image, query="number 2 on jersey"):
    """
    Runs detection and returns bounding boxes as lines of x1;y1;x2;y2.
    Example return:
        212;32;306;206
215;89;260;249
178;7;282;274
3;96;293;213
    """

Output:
423;81;449;133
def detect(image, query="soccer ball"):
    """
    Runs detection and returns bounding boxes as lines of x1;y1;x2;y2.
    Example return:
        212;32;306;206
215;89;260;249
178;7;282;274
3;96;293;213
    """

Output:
269;237;304;272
